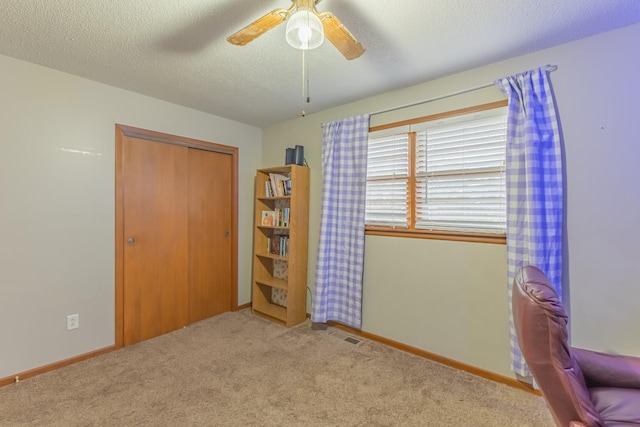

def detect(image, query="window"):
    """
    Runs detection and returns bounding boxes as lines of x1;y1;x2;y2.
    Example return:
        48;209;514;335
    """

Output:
365;102;507;243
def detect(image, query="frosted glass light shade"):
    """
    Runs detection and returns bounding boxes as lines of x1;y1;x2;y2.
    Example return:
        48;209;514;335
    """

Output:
285;9;324;50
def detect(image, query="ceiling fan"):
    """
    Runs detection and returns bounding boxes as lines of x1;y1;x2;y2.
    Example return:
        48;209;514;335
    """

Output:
227;0;365;60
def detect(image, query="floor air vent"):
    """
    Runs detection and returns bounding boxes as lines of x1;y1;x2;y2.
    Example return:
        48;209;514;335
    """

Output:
328;328;363;346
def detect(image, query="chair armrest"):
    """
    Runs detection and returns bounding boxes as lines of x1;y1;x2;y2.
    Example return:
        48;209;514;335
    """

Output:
573;347;640;388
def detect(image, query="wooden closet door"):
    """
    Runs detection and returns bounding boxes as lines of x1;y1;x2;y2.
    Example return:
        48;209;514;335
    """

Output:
122;136;189;346
188;148;232;323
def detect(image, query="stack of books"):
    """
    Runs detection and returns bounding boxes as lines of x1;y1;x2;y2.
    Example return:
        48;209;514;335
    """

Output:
264;173;291;197
267;234;289;257
261;208;290;227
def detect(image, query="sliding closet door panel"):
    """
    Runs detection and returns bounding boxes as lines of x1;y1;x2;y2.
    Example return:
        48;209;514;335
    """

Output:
188;148;233;323
123;137;189;345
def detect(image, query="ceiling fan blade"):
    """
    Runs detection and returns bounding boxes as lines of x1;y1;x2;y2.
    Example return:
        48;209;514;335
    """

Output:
227;7;291;46
318;12;365;60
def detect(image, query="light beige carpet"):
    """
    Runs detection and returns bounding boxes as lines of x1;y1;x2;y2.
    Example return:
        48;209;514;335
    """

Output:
0;309;554;426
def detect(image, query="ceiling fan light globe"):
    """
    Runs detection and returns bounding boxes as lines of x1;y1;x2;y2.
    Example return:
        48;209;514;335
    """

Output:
285;9;324;50
298;27;312;43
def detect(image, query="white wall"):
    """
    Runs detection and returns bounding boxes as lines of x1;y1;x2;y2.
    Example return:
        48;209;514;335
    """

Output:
262;23;640;378
0;55;262;378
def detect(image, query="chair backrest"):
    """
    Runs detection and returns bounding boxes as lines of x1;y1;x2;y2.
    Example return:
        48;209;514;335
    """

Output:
512;265;604;427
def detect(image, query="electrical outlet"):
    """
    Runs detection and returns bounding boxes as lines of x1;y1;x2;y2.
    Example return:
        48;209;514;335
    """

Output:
66;314;79;331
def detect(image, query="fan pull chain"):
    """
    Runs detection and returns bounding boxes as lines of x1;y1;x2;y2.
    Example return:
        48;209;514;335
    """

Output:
301;49;310;117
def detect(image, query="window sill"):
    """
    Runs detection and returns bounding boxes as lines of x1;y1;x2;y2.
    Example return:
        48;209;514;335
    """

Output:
365;227;506;245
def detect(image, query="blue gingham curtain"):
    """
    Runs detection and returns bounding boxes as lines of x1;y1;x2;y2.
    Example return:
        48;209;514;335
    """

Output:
495;67;563;377
311;114;370;329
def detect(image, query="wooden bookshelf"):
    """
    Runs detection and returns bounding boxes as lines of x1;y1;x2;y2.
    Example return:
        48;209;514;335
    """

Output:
251;165;309;327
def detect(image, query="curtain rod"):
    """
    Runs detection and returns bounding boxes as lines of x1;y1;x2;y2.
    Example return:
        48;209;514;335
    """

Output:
368;64;557;117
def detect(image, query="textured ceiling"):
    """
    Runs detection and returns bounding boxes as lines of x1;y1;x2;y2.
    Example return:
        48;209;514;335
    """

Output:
1;0;640;127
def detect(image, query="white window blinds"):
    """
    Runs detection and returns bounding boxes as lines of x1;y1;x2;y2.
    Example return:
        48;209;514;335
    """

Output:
415;115;506;233
365;134;409;227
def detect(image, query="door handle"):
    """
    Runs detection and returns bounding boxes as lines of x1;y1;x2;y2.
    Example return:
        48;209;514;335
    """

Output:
127;237;136;245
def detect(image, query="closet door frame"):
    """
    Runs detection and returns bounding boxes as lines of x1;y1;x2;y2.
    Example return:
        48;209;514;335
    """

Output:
114;124;239;349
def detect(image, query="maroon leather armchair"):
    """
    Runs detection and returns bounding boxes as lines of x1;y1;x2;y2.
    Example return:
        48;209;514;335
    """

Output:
512;265;640;426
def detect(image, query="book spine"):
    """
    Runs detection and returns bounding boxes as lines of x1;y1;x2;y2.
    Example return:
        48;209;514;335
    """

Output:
269;173;278;197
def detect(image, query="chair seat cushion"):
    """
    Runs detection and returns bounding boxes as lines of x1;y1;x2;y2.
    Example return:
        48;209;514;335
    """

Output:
589;387;640;426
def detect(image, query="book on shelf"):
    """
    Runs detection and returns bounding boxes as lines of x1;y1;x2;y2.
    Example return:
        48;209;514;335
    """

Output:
284;178;292;196
261;211;276;226
269;235;280;255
